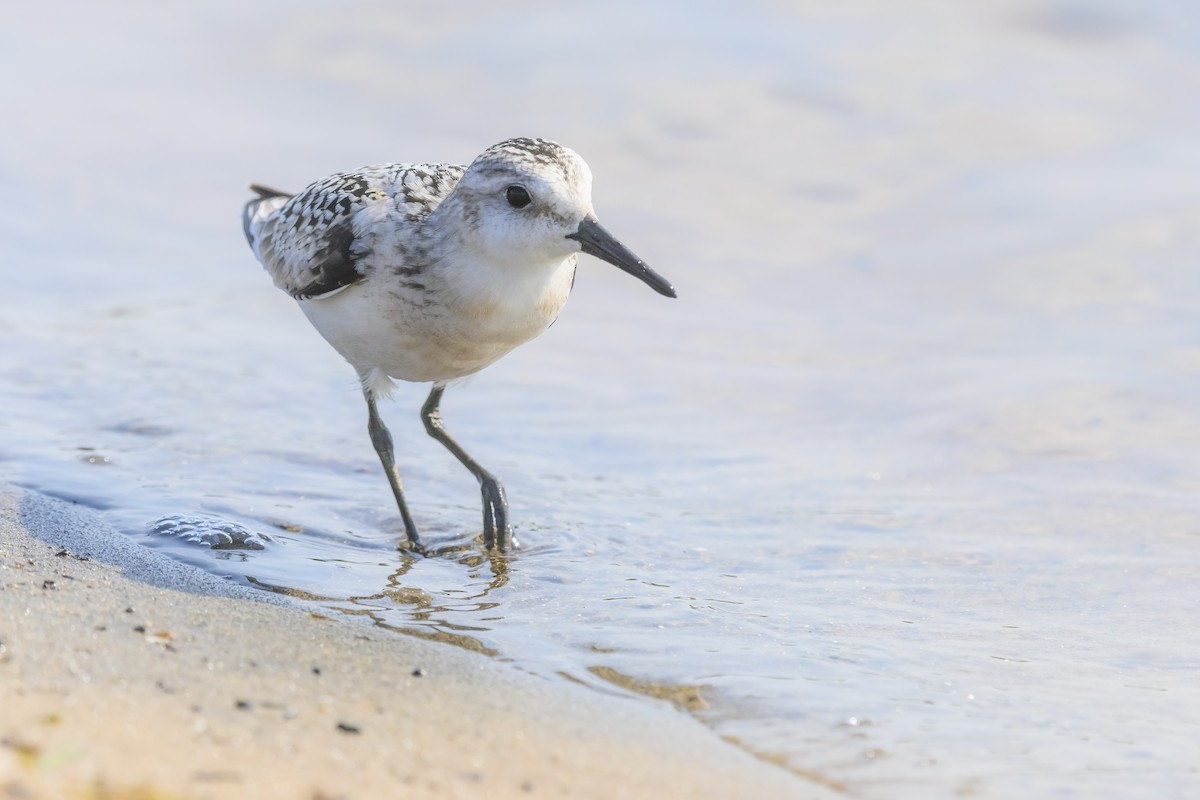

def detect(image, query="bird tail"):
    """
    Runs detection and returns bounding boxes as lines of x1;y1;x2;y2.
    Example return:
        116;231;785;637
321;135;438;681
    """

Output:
242;183;293;248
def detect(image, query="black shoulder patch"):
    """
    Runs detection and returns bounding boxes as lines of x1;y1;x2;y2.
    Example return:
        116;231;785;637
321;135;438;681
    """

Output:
290;220;365;299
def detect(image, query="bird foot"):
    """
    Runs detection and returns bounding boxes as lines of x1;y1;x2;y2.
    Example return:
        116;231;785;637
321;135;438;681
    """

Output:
480;477;513;552
396;535;428;557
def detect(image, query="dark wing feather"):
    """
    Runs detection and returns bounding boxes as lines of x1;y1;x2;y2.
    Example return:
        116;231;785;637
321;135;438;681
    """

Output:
242;184;292;246
243;164;468;300
287;218;362;299
243;172;386;299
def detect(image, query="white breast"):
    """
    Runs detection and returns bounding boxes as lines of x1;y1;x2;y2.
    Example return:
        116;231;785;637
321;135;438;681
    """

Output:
298;253;576;386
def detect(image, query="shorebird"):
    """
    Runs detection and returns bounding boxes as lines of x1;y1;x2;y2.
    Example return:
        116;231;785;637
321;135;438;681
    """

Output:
242;137;675;553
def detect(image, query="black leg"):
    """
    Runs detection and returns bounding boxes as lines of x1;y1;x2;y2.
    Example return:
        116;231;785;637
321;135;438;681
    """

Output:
420;385;513;551
364;389;422;552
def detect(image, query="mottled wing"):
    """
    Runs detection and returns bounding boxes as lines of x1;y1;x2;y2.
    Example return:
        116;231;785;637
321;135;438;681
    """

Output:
242;163;466;300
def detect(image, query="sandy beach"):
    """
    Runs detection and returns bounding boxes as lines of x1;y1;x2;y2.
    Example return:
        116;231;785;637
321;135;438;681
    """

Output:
0;484;830;799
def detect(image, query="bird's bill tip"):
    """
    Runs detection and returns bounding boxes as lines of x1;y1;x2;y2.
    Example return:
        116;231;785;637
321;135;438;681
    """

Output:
568;217;677;299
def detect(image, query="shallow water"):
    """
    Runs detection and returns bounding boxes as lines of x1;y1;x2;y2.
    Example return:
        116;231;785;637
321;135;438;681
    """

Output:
4;1;1200;796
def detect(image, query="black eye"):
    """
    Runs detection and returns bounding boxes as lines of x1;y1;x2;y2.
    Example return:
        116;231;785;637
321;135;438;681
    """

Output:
506;185;531;209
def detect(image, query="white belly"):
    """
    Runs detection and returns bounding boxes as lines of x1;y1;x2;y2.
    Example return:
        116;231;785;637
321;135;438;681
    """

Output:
298;257;575;385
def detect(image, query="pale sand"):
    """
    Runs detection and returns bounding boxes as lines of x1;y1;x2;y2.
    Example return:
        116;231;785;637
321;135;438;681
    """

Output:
0;485;832;799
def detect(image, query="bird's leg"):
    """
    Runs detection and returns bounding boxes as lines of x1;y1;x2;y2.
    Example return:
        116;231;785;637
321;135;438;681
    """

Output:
364;389;423;552
420;385;513;551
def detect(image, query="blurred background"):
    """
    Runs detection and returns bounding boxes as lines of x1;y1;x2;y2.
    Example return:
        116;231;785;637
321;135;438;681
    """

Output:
3;1;1200;797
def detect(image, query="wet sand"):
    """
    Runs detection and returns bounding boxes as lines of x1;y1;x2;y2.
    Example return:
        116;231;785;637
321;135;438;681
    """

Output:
0;484;832;799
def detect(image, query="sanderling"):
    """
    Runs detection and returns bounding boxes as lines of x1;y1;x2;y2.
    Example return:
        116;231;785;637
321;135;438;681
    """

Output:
243;137;675;553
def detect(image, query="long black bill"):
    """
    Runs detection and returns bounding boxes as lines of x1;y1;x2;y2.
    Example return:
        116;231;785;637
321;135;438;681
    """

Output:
567;217;677;298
